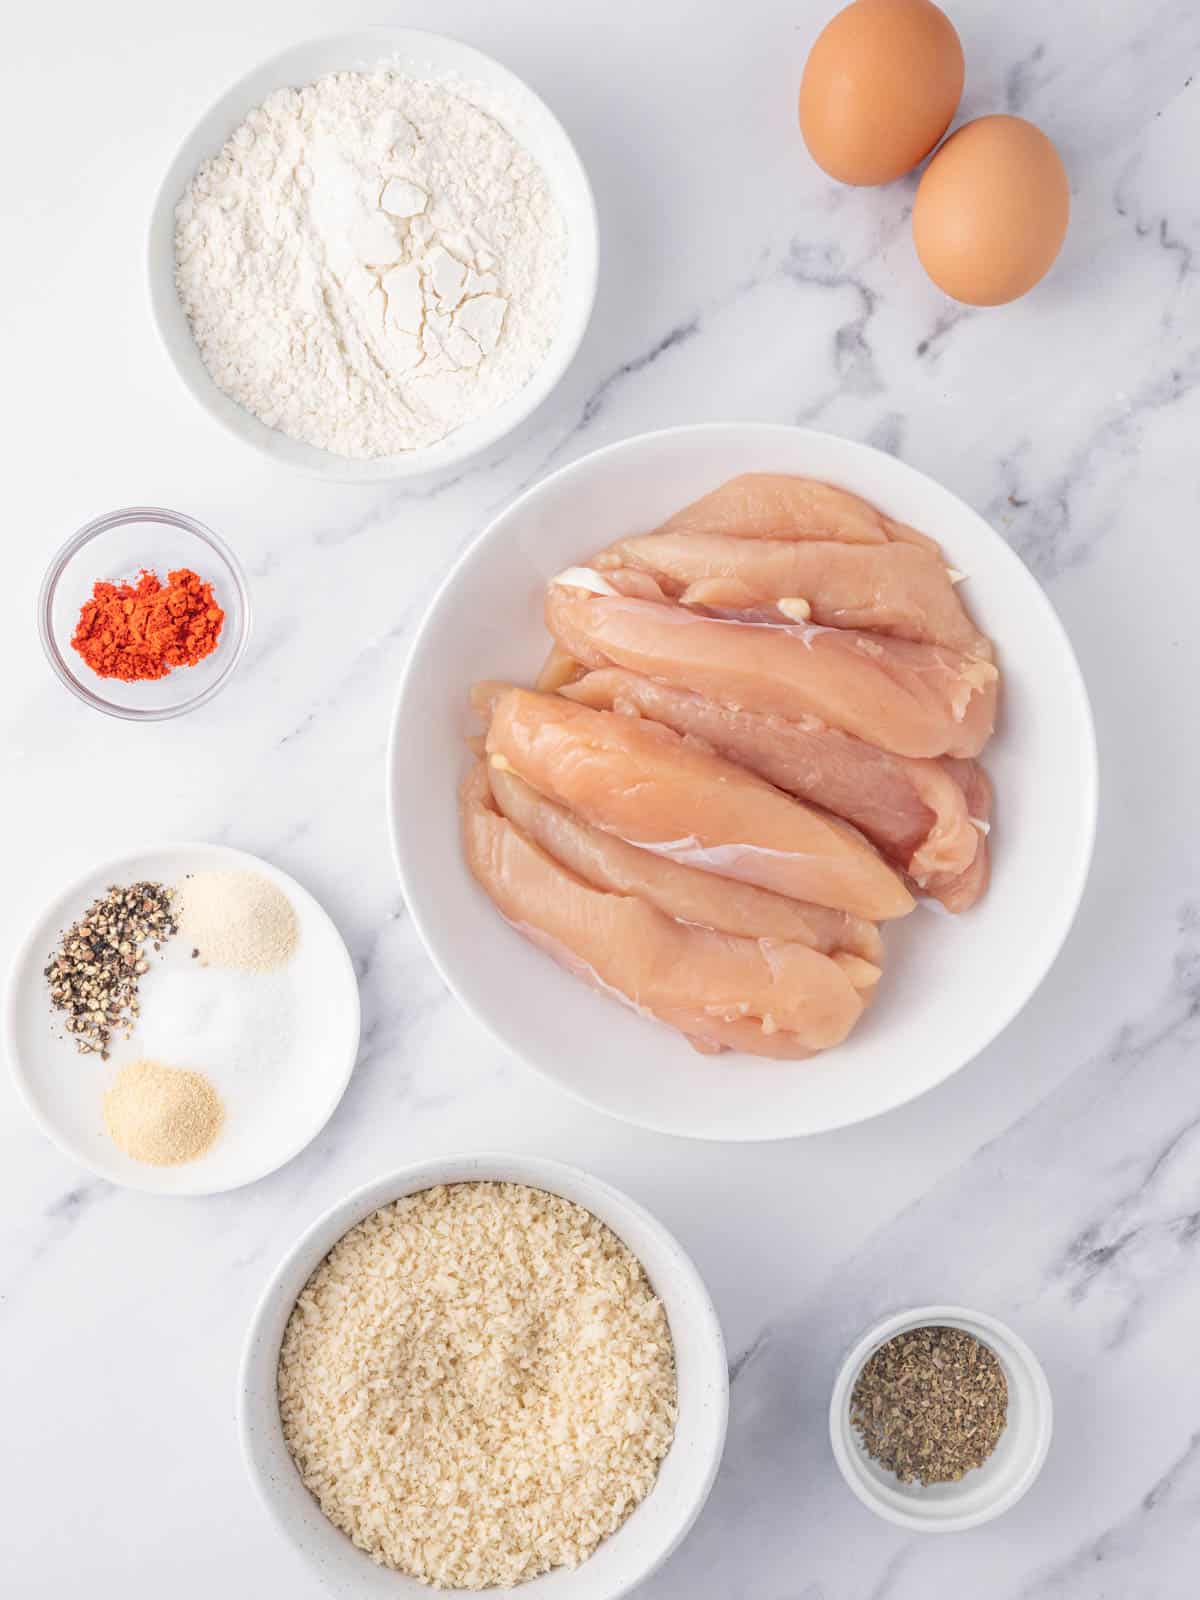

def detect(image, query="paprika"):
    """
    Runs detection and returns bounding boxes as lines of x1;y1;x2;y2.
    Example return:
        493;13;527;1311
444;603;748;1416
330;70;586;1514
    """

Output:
71;568;224;682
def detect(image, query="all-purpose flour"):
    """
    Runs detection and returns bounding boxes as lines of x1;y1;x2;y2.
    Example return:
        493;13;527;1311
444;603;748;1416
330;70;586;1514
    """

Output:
175;71;567;457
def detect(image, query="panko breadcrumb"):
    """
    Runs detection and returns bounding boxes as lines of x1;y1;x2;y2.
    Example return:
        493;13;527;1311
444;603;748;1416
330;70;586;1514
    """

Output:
277;1182;678;1589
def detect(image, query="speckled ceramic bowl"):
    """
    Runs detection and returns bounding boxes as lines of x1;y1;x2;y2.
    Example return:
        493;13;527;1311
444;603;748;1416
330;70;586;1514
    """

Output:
239;1153;729;1597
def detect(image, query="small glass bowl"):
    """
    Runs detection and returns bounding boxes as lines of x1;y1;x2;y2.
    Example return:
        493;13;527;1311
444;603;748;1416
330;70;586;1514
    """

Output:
38;507;251;720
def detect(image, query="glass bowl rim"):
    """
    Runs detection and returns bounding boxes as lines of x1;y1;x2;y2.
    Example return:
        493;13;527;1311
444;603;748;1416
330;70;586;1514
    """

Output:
37;505;252;722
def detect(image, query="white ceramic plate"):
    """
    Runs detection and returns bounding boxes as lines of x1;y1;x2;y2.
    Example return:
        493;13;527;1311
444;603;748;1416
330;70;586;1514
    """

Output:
5;844;360;1194
388;423;1098;1141
148;28;598;481
240;1153;728;1599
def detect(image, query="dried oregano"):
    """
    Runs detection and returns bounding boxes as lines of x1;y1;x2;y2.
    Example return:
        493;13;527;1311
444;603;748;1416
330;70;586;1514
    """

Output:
850;1324;1008;1485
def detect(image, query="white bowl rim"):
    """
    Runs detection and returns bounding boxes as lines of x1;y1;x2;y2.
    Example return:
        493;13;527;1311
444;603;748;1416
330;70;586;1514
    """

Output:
238;1150;730;1596
386;420;1100;1141
3;840;361;1196
146;26;599;483
828;1302;1054;1532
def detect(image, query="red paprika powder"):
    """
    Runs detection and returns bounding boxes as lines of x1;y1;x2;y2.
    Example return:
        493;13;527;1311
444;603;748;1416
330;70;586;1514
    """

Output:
71;568;224;682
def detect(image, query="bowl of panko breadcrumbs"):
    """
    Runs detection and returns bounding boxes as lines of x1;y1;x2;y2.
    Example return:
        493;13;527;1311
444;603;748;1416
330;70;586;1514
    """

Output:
239;1153;728;1598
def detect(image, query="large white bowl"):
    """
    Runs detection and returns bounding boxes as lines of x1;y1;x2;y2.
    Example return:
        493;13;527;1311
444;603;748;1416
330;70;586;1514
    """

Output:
388;423;1098;1140
148;29;598;481
239;1153;728;1598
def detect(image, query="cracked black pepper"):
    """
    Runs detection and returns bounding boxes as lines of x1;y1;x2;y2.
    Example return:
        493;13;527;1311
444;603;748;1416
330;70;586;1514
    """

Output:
850;1324;1008;1485
44;882;178;1059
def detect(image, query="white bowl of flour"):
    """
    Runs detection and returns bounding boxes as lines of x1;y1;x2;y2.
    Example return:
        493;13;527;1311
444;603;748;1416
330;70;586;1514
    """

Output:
149;30;598;480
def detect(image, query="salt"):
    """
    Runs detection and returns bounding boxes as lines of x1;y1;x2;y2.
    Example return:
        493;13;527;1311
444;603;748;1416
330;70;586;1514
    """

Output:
135;963;296;1114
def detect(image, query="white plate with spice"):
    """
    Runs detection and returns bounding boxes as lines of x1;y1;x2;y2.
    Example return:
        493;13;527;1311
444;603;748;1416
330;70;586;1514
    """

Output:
4;844;360;1195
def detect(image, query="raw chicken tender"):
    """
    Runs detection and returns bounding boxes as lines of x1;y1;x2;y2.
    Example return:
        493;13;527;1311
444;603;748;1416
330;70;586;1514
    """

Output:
488;761;883;962
534;644;586;692
462;471;1004;1063
655;472;940;552
593;532;991;658
485;688;914;920
461;764;870;1056
931;760;994;913
545;585;997;759
561;668;990;909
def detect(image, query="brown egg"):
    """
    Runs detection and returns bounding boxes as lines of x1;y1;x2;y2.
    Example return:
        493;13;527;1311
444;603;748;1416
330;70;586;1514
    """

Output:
913;115;1070;305
799;0;965;186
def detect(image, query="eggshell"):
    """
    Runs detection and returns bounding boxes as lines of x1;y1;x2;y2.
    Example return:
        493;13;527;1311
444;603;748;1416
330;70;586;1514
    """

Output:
913;115;1071;306
799;0;965;187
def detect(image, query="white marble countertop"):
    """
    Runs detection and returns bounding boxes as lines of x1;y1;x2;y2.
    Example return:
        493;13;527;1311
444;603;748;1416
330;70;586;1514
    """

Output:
4;1;1199;1594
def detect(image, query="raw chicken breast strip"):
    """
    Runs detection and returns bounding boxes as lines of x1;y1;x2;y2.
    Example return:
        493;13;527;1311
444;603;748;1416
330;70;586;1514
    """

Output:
461;764;868;1056
655;473;940;553
593;532;992;658
485;687;914;920
534;570;669;691
932;761;994;914
545;584;998;759
488;760;883;963
534;644;586;692
560;668;989;908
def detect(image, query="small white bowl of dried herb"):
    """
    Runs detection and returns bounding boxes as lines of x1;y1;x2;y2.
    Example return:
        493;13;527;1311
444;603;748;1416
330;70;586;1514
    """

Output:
829;1305;1052;1533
